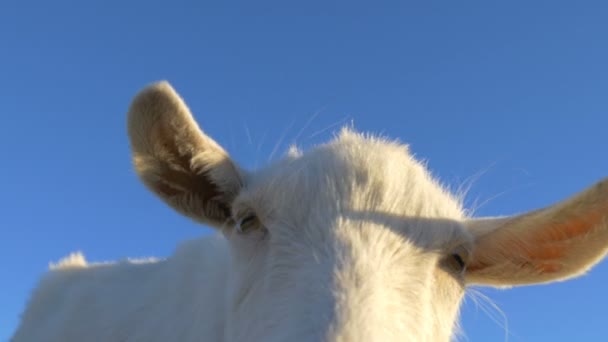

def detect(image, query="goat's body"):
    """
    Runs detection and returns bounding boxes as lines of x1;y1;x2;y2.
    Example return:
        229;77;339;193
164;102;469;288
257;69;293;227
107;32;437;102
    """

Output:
12;236;229;342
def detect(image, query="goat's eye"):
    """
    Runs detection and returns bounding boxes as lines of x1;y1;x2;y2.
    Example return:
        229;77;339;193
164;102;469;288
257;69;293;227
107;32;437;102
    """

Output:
444;246;469;274
236;214;259;234
449;253;466;272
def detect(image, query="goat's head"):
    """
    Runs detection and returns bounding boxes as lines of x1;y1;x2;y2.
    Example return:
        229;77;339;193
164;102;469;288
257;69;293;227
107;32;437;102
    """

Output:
128;82;608;341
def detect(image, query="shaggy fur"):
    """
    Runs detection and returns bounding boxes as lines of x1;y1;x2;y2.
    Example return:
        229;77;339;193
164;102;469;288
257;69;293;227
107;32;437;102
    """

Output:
12;82;608;341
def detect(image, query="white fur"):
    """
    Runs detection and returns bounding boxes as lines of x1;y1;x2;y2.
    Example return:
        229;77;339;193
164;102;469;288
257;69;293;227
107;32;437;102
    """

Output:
12;82;608;341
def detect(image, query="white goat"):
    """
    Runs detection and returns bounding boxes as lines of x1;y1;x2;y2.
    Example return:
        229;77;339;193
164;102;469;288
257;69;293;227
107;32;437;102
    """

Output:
12;82;608;341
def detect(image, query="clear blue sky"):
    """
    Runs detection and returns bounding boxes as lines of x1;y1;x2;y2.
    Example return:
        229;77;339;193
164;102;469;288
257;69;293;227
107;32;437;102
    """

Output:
1;1;607;340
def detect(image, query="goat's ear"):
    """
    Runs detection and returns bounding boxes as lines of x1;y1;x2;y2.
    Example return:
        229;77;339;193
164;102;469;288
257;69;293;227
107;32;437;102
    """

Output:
464;178;608;287
127;81;242;228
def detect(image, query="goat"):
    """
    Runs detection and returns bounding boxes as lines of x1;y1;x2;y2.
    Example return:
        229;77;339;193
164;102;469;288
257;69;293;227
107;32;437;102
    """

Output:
12;81;608;341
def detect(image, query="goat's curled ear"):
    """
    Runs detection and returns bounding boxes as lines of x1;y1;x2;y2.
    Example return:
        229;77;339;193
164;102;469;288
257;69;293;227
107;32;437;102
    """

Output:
127;81;243;228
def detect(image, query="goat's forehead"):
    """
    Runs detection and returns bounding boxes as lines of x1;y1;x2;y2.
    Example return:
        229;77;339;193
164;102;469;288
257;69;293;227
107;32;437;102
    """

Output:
247;133;408;194
240;131;465;223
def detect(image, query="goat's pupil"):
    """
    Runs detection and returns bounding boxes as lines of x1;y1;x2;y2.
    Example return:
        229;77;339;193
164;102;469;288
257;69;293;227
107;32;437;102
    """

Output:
240;215;256;226
452;254;464;269
452;254;465;269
